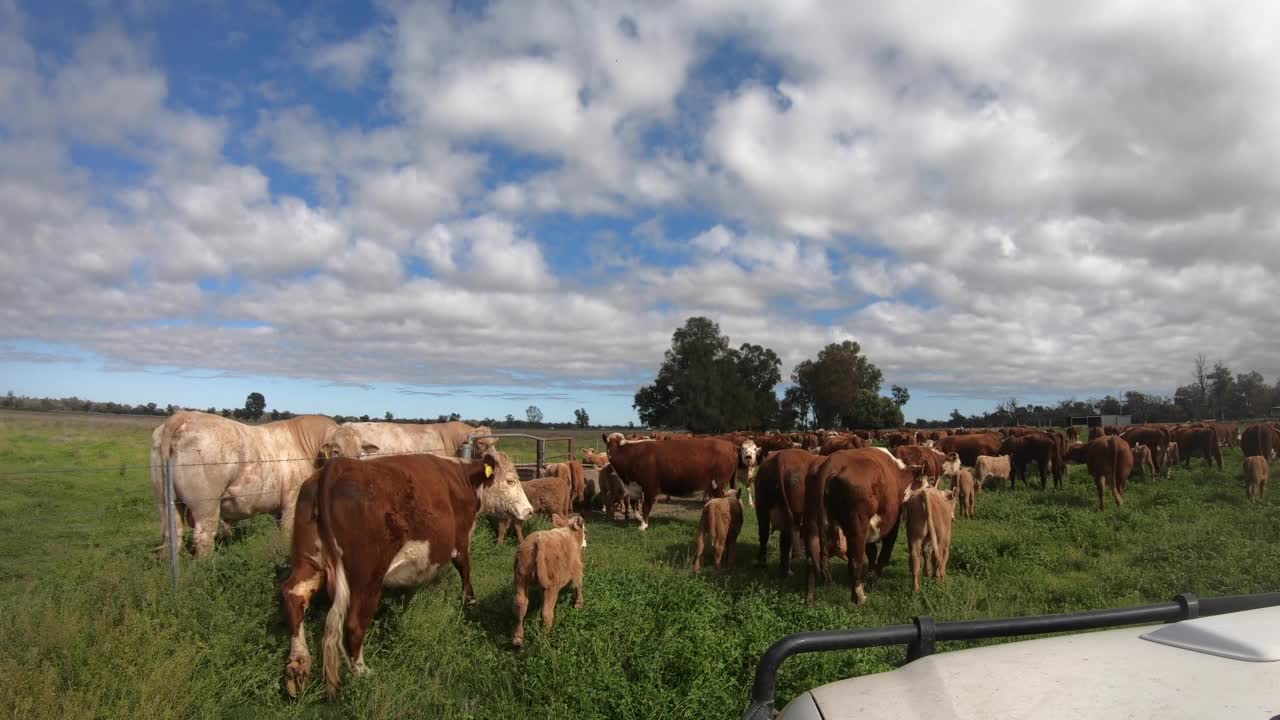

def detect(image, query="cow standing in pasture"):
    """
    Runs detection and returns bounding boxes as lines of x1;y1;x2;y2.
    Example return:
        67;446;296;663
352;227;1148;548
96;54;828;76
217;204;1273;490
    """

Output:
1131;444;1156;478
317;421;494;462
903;477;957;592
150;411;337;558
1242;424;1280;461
997;432;1064;490
279;451;533;698
1244;456;1269;501
1171;426;1222;469
973;455;1011;491
935;433;1002;467
603;434;736;530
803;447;920;606
754;448;824;576
1080;435;1134;511
512;514;586;649
693;491;744;574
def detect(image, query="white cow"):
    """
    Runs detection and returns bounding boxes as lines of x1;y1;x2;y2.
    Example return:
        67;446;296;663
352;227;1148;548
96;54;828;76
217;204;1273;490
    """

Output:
318;421;496;462
151;411;337;558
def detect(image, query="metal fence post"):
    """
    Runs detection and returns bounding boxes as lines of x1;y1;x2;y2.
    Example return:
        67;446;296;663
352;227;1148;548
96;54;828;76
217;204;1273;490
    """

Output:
166;457;178;590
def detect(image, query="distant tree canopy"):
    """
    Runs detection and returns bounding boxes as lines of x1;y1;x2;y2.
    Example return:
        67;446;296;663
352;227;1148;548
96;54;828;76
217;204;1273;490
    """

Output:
633;317;784;433
244;392;266;421
526;405;544;424
574;408;590;428
788;340;901;430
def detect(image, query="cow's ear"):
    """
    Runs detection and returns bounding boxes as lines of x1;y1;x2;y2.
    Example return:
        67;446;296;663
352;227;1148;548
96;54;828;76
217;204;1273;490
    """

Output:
361;443;380;455
571;515;584;531
944;490;955;502
481;454;499;486
315;443;332;468
552;513;569;527
602;433;609;446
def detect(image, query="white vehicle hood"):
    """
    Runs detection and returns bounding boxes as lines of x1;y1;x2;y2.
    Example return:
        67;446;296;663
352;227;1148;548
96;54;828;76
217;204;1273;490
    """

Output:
781;606;1280;720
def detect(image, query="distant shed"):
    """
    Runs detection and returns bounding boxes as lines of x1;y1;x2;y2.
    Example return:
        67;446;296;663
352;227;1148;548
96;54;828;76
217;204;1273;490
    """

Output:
1069;414;1132;428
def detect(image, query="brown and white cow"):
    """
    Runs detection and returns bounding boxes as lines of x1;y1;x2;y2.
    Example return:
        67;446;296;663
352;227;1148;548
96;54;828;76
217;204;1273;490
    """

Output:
512;514;586;648
1244;456;1269;501
902;477;956;592
693;491;744;574
278;450;533;698
604;435;737;530
150;411;338;557
754;448;824;576
736;440;761;507
803;447;918;606
1241;423;1280;461
893;444;951;485
496;471;574;545
935;432;1003;467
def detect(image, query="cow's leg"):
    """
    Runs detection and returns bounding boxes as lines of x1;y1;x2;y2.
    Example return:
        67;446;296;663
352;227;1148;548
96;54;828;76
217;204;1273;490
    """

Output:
515;519;526;544
872;521;902;578
755;504;771;568
281;564;325;697
453;548;477;608
512;574;530;648
804;526;824;606
713;532;727;571
187;499;222;559
345;590;380;680
777;519;793;576
846;520;871;605
1113;473;1125;507
496;518;510;545
572;564;584;610
638;492;656;531
541;581;563;633
1038;459;1047;491
692;519;707;575
1095;473;1106;512
725;530;737;570
909;533;923;592
278;487;300;544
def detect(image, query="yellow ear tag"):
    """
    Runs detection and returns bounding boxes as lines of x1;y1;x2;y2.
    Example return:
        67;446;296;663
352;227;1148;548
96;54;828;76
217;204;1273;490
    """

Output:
485;465;493;478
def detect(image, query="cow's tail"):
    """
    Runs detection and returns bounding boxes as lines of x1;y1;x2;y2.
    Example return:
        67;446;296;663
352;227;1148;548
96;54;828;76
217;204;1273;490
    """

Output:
570;461;585;503
1111;436;1121;500
318;464;350;699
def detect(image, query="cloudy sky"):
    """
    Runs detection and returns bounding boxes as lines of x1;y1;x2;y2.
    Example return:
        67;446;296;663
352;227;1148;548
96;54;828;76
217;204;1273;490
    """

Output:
2;0;1278;425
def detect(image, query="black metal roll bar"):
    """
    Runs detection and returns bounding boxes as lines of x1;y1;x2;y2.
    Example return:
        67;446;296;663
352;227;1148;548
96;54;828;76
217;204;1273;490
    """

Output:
743;590;1280;720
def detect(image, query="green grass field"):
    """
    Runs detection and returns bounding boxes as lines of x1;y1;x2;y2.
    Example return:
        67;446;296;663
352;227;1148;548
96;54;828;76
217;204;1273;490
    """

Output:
2;410;1279;719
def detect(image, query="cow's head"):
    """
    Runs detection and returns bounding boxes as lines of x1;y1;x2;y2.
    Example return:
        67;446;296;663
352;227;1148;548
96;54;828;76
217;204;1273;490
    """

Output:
738;439;759;469
941;452;961;478
468;426;497;456
552;513;587;549
315;425;380;467
603;432;624;448
476;450;534;521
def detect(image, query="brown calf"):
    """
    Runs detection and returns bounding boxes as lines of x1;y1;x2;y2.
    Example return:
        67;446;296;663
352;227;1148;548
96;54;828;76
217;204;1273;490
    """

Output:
596;464;633;519
497;473;573;544
1244;456;1269;501
1131;444;1156;478
947;467;976;518
903;478;957;592
1084;435;1134;511
693;491;744;574
512;514;586;648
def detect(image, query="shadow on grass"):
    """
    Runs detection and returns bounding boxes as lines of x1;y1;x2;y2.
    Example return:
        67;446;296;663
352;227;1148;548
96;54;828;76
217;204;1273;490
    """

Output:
1025;491;1093;509
660;539;811;596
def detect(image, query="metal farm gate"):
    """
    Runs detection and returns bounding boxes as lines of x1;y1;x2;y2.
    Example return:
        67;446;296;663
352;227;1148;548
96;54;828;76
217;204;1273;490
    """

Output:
460;432;576;480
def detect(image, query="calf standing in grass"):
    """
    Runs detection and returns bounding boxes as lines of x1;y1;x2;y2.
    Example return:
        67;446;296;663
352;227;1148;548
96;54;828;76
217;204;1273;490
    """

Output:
903;477;956;592
1245;456;1269;501
946;466;976;519
512;514;586;648
1132;444;1156;478
497;472;573;544
693;490;743;574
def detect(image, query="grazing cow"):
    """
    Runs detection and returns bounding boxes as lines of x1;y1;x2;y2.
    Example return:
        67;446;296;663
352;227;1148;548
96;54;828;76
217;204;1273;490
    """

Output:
1171;426;1223;469
279;451;533;698
1131;445;1156;478
1241;424;1280;461
819;434;865;455
893;445;950;485
1244;456;1269;501
997;432;1064;490
935;433;1003;467
512;514;586;648
693;491;744;574
151;411;337;558
973;455;1011;492
581;448;610;467
755;449;824;576
497;471;574;544
1083;435;1134;511
902;477;957;592
604;436;737;530
1120;426;1170;471
737;440;760;507
803;448;919;606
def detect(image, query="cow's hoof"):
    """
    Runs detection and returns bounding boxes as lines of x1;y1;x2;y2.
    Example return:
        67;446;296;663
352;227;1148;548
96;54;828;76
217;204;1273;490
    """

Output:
512;636;524;649
574;600;584;610
284;655;311;698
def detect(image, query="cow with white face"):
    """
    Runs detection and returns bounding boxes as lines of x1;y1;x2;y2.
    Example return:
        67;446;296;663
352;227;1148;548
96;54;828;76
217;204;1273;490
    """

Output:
737;440;761;507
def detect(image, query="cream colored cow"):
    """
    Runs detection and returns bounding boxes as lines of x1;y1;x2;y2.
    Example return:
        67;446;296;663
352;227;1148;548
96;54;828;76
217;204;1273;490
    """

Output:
318;421;495;462
151;411;336;558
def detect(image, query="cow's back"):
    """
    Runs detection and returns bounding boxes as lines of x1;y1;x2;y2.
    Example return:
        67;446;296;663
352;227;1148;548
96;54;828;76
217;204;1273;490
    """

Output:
610;438;736;496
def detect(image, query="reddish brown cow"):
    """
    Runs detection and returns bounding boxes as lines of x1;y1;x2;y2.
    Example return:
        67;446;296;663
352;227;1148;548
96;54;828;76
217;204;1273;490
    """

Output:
1244;456;1269;501
884;431;918;450
1081;435;1133;511
1119;426;1170;471
819;434;866;455
512;514;586;648
935;433;1003;467
754;449;824;576
1065;426;1079;443
1171;426;1222;469
1212;422;1239;449
279;452;532;699
996;432;1064;490
1088;426;1104;441
603;435;737;530
803;447;918;606
753;433;799;459
1241;423;1280;461
893;444;948;484
496;472;573;544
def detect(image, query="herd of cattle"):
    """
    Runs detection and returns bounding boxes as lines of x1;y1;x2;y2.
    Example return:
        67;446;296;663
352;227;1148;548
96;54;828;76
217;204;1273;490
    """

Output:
146;411;1280;699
